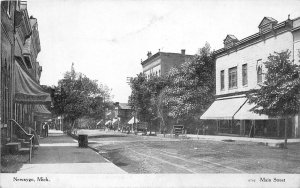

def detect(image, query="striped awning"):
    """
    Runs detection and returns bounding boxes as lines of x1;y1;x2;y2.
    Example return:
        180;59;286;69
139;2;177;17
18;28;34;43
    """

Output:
15;62;51;104
34;105;51;116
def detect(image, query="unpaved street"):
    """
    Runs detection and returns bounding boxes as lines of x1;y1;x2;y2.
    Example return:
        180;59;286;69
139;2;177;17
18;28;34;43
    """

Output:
88;132;300;173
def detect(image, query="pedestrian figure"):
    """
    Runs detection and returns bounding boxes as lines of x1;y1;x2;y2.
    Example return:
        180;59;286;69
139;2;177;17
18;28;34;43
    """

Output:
42;123;46;137
45;123;49;137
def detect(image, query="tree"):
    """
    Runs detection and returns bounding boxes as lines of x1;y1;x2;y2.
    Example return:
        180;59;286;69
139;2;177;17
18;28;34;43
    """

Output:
128;73;168;133
52;63;112;130
162;43;215;130
247;50;300;148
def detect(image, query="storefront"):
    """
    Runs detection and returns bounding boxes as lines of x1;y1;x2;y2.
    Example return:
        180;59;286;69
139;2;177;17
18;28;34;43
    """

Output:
11;62;51;140
200;95;293;138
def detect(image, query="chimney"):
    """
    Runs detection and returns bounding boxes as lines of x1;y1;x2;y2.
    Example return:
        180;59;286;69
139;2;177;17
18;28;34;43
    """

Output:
181;49;185;55
147;51;152;58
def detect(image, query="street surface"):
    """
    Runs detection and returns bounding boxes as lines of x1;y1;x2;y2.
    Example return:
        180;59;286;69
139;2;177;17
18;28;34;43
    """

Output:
87;130;300;174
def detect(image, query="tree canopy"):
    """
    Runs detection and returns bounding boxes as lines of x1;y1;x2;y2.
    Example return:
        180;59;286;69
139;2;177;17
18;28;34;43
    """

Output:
247;50;300;117
128;73;168;123
52;64;112;128
162;43;215;122
128;43;215;132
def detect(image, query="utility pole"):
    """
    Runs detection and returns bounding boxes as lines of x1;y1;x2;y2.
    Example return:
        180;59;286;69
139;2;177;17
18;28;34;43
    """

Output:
127;76;135;133
103;95;105;129
0;1;2;157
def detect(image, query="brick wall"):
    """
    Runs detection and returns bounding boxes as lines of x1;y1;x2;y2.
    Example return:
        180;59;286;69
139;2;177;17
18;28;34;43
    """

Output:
161;54;190;75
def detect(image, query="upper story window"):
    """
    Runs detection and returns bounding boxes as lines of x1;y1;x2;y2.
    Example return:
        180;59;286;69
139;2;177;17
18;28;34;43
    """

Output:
220;70;224;90
242;64;248;86
228;67;237;89
257;66;263;84
257;59;263;84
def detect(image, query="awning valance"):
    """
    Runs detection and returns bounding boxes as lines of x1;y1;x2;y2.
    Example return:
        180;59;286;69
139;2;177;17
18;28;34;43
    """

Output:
234;100;272;120
34;105;51;116
15;62;51;104
200;97;247;120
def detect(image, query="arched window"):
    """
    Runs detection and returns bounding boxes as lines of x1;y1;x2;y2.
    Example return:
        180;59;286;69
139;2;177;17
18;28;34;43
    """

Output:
257;66;262;84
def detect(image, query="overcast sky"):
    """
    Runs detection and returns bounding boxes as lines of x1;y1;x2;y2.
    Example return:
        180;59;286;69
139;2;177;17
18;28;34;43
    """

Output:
27;0;300;103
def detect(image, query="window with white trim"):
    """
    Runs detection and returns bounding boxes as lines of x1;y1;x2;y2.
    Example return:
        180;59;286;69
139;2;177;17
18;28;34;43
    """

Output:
220;70;224;90
228;67;237;89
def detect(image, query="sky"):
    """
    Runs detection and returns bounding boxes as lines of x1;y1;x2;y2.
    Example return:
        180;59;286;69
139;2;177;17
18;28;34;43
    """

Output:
27;0;300;103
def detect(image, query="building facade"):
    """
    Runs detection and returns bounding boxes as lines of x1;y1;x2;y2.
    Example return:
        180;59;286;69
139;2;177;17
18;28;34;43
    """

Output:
113;102;132;129
141;50;193;78
201;16;300;138
1;1;51;151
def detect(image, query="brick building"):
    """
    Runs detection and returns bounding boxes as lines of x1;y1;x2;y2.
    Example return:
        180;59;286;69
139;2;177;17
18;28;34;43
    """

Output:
141;50;193;78
201;16;300;138
1;1;51;153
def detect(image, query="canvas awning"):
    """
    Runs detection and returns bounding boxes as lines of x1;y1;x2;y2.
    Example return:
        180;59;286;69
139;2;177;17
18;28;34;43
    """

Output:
128;117;139;124
234;100;271;120
34;105;51;116
15;62;51;103
33;105;51;121
200;97;247;120
105;120;112;125
112;118;119;125
96;120;103;125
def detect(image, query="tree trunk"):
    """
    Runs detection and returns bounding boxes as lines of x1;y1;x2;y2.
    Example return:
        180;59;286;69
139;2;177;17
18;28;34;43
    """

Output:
284;117;288;149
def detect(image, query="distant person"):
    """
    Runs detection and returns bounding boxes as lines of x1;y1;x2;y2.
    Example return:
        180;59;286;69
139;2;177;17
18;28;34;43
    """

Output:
44;123;49;137
42;123;46;137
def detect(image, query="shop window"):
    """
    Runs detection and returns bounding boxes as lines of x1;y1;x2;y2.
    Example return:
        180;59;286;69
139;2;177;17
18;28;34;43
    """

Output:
228;67;237;89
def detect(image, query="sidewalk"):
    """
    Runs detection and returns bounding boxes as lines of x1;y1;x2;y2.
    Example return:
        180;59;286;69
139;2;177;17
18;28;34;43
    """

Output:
17;129;126;174
156;133;300;147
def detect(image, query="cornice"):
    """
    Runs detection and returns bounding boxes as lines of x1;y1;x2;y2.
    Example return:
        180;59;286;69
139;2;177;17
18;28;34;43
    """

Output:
214;21;290;58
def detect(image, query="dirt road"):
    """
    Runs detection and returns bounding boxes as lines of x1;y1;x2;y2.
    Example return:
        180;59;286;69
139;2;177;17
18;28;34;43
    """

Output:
88;132;300;173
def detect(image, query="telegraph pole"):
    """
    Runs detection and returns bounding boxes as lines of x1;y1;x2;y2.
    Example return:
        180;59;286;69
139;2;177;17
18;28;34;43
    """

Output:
127;77;135;132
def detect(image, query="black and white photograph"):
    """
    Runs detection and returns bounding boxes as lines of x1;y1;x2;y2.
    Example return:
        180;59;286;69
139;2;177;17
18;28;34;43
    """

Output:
0;0;300;187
